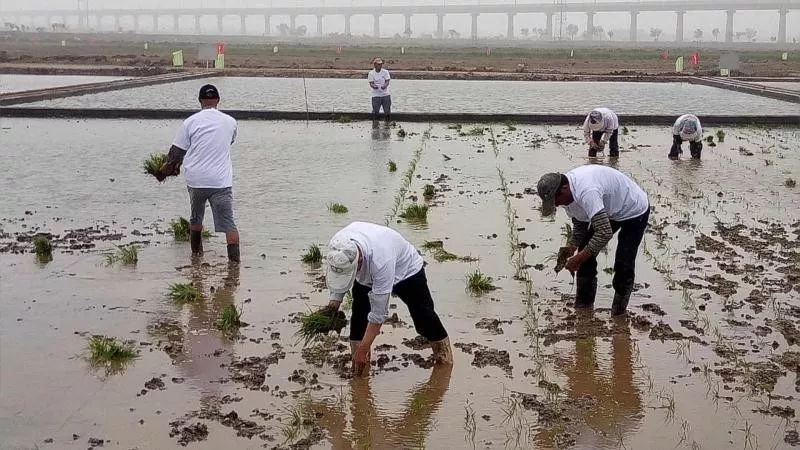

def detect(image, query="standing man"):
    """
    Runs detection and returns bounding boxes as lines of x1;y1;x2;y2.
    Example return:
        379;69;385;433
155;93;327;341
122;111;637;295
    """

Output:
159;84;240;263
669;114;703;160
536;166;650;316
583;107;620;158
323;221;452;375
367;57;391;122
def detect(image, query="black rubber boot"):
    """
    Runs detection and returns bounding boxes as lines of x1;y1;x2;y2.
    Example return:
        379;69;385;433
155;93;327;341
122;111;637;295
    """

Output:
227;244;240;263
574;276;597;309
690;141;703;160
190;230;203;256
588;148;598;157
611;290;632;316
609;150;619;157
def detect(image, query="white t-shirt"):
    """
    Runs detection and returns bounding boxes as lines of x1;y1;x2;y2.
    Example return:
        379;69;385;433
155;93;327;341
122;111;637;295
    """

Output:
673;114;703;142
562;165;649;222
367;69;391;97
172;108;237;189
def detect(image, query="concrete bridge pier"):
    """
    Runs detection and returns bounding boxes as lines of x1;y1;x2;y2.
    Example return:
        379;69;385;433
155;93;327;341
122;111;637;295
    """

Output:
545;12;553;40
779;9;788;43
344;14;351;36
405;14;412;36
373;14;380;38
240;15;247;35
586;11;594;40
152;15;158;33
725;9;735;43
174;15;180;34
217;15;223;34
507;13;515;39
195;15;201;34
436;13;444;39
290;15;296;32
133;15;139;32
629;11;638;42
675;11;684;43
316;15;323;36
264;15;270;35
471;13;478;40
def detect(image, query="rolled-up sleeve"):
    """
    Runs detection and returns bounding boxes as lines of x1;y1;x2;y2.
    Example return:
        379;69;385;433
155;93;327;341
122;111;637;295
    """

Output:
366;261;395;324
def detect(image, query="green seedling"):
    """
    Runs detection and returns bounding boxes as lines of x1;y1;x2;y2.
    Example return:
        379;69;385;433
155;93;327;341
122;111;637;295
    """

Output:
423;184;436;200
466;126;485;136
423;240;478;262
142;153;168;178
716;129;725;142
447;124;462;130
399;203;428;223
786;178;796;188
170;218;212;241
33;235;53;262
705;135;714;143
387;160;398;172
301;244;323;264
104;244;138;266
335;115;352;124
504;120;518;131
87;335;138;373
296;309;348;346
217;304;243;334
466;269;497;295
168;282;202;303
622;126;630;135
328;203;349;214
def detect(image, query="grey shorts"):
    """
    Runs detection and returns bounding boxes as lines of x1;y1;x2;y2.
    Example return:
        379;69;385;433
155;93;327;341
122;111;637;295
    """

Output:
371;95;391;114
187;187;237;233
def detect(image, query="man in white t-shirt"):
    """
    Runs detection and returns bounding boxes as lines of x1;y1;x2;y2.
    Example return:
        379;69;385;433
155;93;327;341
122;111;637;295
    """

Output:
367;57;391;122
536;165;650;316
669;114;703;160
323;222;452;375
583;107;620;158
159;84;240;263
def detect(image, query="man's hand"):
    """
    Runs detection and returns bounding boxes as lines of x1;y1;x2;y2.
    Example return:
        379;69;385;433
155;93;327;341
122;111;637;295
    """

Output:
565;250;591;274
159;163;180;178
352;343;371;376
323;300;341;316
598;140;607;151
555;245;576;273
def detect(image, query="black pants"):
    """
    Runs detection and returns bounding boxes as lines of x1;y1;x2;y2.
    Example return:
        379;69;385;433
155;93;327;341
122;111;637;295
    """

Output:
350;268;448;342
576;208;650;294
589;129;619;157
669;135;703;159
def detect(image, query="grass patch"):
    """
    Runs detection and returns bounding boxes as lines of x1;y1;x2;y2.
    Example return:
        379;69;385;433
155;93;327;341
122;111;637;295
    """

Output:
397;128;407;138
335;115;352;124
301;244;322;264
87;335;138;372
387;160;397;172
327;202;349;214
168;282;202;303
399;203;428;223
217;304;243;334
142;153;167;178
423;184;436;200
786;178;797;188
716;129;725;143
104;244;138;266
33;235;53;262
466;269;497;295
296;309;348;346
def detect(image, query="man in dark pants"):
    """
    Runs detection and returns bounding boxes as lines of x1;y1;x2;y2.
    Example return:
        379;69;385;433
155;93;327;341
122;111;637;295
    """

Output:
536;166;650;315
159;84;240;262
582;108;620;158
669;114;703;160
324;221;452;376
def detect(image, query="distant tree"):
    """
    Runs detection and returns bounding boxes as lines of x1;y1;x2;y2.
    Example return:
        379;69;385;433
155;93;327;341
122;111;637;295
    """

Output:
770;36;777;42
650;27;662;41
447;29;460;39
534;27;548;40
277;23;290;35
593;25;605;40
520;27;529;37
607;30;614;40
566;23;579;40
745;28;757;41
694;28;703;41
403;28;412;38
735;31;747;41
712;28;720;41
293;25;307;36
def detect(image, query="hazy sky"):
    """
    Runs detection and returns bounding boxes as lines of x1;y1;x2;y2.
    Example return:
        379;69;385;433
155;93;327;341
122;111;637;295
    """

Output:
1;0;796;41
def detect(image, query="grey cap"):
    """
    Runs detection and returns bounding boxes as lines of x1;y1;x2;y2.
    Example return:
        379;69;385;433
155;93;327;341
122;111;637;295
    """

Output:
536;172;562;217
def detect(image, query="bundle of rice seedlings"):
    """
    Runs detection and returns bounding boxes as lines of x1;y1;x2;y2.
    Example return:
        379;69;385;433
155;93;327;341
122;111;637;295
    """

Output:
467;126;485;136
622;126;630;135
170;217;212;241
328;203;349;214
301;244;322;264
296;309;348;346
466;269;497;295
217;304;243;334
423;184;436;200
716;129;726;143
104;244;138;266
387;160;398;172
786;178;797;188
88;335;138;369
399;203;428;223
168;282;202;303
33;235;53;262
142;153;167;178
397;128;407;138
705;135;714;144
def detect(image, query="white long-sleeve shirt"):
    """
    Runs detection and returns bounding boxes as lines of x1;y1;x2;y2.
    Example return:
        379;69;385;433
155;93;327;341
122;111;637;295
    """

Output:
673;114;703;142
583;107;619;146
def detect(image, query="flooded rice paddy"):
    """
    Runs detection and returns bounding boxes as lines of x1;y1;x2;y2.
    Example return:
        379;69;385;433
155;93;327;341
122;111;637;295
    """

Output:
1;118;800;449
0;74;127;94
19;76;800;115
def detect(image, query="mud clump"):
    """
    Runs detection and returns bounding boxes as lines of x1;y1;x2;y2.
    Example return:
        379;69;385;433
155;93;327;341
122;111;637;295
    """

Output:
649;322;701;343
229;348;286;390
475;318;511;335
744;362;784;393
767;319;800;346
144;377;166;391
402;335;430;350
471;347;512;375
755;405;795;418
169;421;208;446
704;274;739;297
401;352;435;369
640;303;666;316
786;430;800;446
216;410;266;439
679;319;705;335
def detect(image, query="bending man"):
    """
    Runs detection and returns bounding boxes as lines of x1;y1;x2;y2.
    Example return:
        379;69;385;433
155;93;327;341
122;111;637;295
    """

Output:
583;107;620;158
324;221;452;375
669;114;703;160
536;165;650;315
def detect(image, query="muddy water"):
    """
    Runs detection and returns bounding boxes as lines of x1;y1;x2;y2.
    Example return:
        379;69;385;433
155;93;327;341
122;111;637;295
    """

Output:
1;119;800;449
0;74;127;93
18;76;800;115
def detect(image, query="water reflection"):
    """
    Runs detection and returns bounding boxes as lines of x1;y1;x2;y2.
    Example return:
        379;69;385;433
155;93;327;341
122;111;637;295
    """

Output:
310;364;453;449
371;120;393;144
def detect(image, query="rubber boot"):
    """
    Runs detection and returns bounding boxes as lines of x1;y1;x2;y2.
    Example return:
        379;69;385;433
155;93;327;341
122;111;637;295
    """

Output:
350;340;370;377
669;135;682;160
690;141;703;160
190;230;203;256
227;244;240;263
611;289;632;316
574;276;597;309
430;336;454;366
588;147;598;157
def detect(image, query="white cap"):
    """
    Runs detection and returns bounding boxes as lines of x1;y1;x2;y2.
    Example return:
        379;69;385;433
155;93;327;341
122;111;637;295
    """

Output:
325;236;359;294
588;110;604;131
679;121;698;141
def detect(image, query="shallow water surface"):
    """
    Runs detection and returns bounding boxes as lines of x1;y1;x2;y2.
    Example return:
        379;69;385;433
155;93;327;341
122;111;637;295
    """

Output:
0;74;127;93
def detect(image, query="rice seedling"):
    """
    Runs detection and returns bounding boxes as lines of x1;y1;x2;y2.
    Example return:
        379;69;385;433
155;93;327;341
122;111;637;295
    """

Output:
104;244;138;266
335;115;352;124
466;126;485;136
168;282;202;303
217;304;243;334
786;178;796;188
466;269;497;295
296;308;348;346
33;235;53;262
327;203;349;214
87;335;138;372
170;217;212;240
716;129;725;142
387;160;397;172
341;291;353;312
705;135;714;144
503;120;517;131
301;244;322;264
399;203;428;223
464;399;477;450
447;124;462;130
622;126;630;135
423;184;436;200
397;128;407;138
142;153;167;178
423;240;478;263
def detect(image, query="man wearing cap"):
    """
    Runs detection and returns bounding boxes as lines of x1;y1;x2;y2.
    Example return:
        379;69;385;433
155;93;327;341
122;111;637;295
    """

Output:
669;114;703;160
367;57;391;122
159;84;241;263
583;107;620;158
323;221;452;375
536;166;650;315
